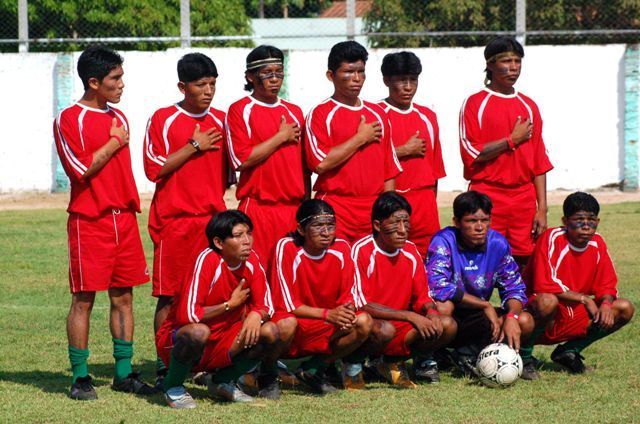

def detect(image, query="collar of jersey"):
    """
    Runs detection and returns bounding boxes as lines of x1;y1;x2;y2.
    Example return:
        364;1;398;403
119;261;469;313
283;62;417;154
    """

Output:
175;103;210;118
382;100;414;115
75;102;110;113
330;97;363;111
373;237;400;257
301;248;327;260
226;260;244;271
249;95;281;108
483;87;519;99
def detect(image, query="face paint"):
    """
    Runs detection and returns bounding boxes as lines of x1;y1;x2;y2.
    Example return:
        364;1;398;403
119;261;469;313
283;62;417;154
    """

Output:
306;217;337;235
380;212;411;234
257;71;285;81
566;213;598;230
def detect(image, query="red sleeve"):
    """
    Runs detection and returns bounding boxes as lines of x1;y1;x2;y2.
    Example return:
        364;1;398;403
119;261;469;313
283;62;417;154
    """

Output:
409;244;433;313
174;249;217;325
53;111;92;182
304;105;330;171
431;114;446;179
382;114;402;181
593;237;618;299
272;239;302;312
225;101;253;170
531;107;553;176
351;243;370;309
531;230;565;295
459;96;483;169
248;254;275;317
143;111;168;182
336;241;357;306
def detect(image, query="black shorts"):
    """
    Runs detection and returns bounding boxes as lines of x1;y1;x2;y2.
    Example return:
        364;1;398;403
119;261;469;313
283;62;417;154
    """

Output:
450;307;506;348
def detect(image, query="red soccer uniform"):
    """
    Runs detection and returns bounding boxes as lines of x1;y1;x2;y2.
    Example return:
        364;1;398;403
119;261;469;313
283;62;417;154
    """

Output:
143;104;228;297
53;103;148;293
305;98;402;242
271;237;356;356
156;248;273;370
378;100;446;257
225;96;306;263
527;227;618;344
351;235;432;355
459;88;553;256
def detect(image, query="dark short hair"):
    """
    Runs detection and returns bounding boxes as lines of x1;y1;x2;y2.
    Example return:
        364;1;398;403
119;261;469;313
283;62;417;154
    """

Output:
453;191;493;220
244;45;284;91
371;192;412;235
563;192;600;218
328;41;368;73
178;53;218;83
288;199;335;246
77;46;123;91
381;51;422;77
484;36;525;83
206;210;254;251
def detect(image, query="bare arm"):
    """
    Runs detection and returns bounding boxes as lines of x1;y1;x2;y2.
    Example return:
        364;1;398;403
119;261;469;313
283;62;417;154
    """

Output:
156;124;223;179
394;131;425;159
531;173;548;239
238;115;300;171
472;116;533;164
383;178;395;192
82;118;127;180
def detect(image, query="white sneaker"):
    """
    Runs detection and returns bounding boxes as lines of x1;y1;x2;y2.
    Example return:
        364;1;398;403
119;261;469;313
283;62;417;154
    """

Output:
207;378;254;403
164;386;197;409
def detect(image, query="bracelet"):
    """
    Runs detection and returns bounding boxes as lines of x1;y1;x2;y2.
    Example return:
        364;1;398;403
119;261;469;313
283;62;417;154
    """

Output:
506;134;515;151
601;299;612;306
111;134;124;147
506;312;520;321
579;295;587;305
427;308;440;316
223;301;230;312
322;308;329;322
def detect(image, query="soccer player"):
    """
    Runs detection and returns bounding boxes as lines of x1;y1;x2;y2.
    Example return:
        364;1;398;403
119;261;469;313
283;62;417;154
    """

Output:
426;191;535;378
459;36;553;268
306;41;402;243
521;192;634;375
143;53;227;383
226;45;307;266
156;211;278;408
378;51;446;259
53;46;154;400
350;192;456;388
270;199;372;393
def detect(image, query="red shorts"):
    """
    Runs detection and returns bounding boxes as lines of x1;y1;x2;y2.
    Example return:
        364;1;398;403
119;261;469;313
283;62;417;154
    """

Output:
537;302;591;345
401;188;440;259
150;215;210;297
317;193;376;243
156;320;244;372
289;318;336;357
470;182;537;256
67;210;149;293
383;320;414;356
239;198;298;267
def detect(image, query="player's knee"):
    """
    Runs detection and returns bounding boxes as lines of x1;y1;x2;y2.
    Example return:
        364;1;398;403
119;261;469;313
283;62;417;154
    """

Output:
614;298;635;323
109;287;133;309
534;293;559;318
355;312;373;339
277;317;297;342
372;320;396;345
261;321;279;345
70;293;95;315
436;301;454;316
518;311;535;335
440;315;457;337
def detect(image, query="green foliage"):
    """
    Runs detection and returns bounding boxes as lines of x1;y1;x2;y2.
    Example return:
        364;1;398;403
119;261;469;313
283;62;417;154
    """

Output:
244;0;332;18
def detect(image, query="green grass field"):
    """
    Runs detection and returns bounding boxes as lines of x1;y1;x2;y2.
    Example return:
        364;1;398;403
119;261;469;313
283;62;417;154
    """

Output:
0;203;638;423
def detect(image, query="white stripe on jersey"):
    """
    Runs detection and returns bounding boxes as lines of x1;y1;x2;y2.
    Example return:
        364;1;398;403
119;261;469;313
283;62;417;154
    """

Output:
275;238;296;312
477;92;491;130
144;117;166;167
459;96;481;159
55;110;88;176
162;109;181;157
350;236;373;308
414;108;435;150
305;100;330;163
516;95;534;123
187;248;213;323
548;228;570;292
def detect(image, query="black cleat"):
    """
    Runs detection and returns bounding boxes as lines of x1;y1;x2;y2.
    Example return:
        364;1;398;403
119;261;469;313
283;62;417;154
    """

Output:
69;375;97;401
295;370;338;395
413;358;440;384
520;358;540;380
257;374;281;400
551;347;593;374
112;372;158;395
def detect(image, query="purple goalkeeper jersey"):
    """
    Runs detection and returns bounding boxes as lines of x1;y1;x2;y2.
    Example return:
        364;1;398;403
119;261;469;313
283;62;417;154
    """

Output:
425;227;527;308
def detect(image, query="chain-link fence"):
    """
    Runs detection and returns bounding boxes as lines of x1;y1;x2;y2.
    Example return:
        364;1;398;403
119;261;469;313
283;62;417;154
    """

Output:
2;0;640;52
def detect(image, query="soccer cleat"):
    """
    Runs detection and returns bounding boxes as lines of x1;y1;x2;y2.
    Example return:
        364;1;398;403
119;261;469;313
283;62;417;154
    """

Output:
257;374;281;400
520;358;540;380
69;375;98;401
154;369;167;392
413;358;440;384
341;365;366;391
207;377;255;403
164;386;197;409
450;347;480;378
295;370;338;395
376;361;417;389
191;371;209;387
237;370;259;396
111;372;158;395
551;347;593;374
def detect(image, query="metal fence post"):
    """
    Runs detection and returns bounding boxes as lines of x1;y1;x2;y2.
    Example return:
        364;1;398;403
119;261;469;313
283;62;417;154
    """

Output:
18;0;28;52
346;0;355;40
516;0;526;45
180;0;191;48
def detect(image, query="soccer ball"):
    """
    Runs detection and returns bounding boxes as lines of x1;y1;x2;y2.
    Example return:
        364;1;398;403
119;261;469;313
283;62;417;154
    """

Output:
476;343;523;388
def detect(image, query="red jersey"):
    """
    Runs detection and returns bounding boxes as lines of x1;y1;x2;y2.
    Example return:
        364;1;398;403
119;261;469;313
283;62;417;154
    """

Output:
225;96;306;204
351;235;432;312
144;104;227;232
378;101;446;191
270;237;355;313
459;88;553;186
528;227;618;300
53;103;140;217
167;248;273;338
305;98;402;196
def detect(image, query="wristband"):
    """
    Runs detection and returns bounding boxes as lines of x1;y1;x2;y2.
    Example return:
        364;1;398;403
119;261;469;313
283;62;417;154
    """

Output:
427;308;440;316
601;299;612;306
188;138;201;152
223;301;230;312
111;134;124;147
506;312;520;321
322;308;329;322
506;134;515;151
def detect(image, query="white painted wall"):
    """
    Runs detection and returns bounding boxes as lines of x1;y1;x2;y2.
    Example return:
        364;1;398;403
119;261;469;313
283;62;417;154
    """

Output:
0;44;629;194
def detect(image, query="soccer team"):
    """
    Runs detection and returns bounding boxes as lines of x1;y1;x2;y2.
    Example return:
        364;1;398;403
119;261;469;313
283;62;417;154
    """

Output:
53;37;635;407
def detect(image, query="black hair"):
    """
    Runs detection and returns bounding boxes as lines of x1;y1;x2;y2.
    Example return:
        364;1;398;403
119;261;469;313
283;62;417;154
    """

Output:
205;210;254;252
380;51;422;77
453;191;493;220
77;46;124;91
371;192;412;235
563;192;600;218
288;199;335;246
244;45;284;91
327;41;368;73
177;53;218;83
483;36;525;83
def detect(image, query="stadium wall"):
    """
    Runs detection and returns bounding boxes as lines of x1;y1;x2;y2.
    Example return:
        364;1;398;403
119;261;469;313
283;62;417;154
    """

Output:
0;44;635;194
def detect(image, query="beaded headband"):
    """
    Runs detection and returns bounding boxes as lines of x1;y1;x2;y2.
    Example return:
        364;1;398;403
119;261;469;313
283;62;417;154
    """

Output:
485;51;521;64
298;213;335;225
246;57;283;71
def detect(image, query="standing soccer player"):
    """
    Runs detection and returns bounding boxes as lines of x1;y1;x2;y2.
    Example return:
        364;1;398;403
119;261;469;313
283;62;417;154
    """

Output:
226;45;307;266
378;52;446;258
306;41;402;243
53;46;155;400
459;36;553;267
143;53;227;383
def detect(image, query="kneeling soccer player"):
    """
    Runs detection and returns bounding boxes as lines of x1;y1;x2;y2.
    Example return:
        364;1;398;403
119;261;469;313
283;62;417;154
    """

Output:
156;211;277;408
426;191;535;378
270;199;372;394
521;192;634;375
351;192;456;388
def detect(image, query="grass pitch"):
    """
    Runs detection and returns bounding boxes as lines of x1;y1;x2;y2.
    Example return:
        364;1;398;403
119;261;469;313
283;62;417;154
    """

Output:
0;203;638;423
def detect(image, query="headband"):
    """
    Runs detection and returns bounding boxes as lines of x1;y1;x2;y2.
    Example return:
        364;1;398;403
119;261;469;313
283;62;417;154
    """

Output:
485;51;522;64
298;213;335;225
246;57;283;71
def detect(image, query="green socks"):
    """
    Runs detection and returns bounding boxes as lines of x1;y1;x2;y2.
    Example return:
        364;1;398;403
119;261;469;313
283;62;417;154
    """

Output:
68;345;89;383
156;356;167;375
561;327;610;354
519;326;546;361
162;351;193;392
112;338;133;381
213;355;261;384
